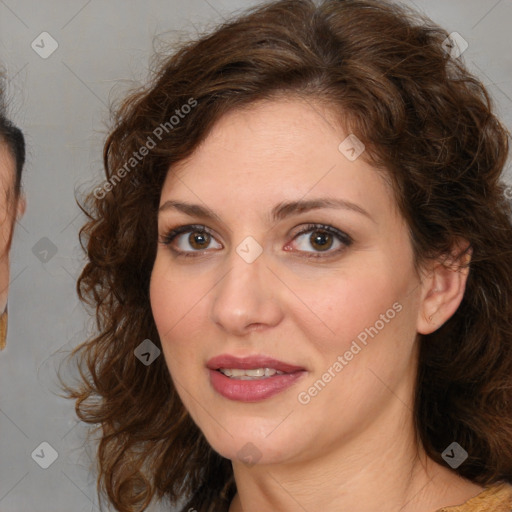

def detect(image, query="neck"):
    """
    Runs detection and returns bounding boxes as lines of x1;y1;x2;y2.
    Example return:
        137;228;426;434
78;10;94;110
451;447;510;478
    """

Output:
228;399;482;512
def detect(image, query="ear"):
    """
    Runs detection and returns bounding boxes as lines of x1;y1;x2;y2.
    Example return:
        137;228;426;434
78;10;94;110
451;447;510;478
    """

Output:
416;241;472;335
16;195;26;219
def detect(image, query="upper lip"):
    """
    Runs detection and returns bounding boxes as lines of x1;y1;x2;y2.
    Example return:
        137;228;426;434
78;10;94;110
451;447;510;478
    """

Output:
207;354;306;373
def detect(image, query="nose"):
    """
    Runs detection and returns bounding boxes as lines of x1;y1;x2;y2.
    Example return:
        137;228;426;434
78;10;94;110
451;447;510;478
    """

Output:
209;246;284;335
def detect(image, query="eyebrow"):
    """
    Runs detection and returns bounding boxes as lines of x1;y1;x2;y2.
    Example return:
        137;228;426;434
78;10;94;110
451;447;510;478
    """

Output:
158;197;374;224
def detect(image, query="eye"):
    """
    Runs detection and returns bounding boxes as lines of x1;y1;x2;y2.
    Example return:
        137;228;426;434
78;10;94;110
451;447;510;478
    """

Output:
286;223;353;257
159;224;222;257
159;222;353;259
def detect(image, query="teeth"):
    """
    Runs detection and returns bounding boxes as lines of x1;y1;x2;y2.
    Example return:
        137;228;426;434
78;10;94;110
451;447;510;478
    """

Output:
219;368;285;379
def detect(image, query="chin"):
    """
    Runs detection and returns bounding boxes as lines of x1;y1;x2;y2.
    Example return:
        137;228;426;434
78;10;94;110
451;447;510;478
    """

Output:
197;415;304;467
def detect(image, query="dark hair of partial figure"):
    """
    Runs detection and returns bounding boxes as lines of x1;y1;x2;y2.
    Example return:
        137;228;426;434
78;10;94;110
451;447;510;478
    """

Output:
0;83;25;200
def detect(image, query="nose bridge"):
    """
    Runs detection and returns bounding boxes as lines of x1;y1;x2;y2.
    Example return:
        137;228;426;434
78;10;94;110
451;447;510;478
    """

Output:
210;242;282;333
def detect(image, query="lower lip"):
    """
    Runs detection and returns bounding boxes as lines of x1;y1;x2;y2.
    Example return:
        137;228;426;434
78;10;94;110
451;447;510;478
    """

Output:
209;369;307;402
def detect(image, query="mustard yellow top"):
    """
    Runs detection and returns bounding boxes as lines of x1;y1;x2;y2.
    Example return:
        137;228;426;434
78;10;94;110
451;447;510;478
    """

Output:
435;482;512;512
221;483;512;512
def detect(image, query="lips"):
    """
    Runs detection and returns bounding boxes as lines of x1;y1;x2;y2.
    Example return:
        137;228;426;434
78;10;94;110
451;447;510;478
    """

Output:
206;354;307;402
206;354;306;373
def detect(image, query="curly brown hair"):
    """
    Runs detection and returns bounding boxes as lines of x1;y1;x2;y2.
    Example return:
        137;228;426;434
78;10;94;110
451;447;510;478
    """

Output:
60;0;512;511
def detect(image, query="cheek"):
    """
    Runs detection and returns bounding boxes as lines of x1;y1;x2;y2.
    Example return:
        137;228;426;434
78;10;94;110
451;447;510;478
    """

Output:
0;257;8;310
149;259;209;366
150;258;195;331
0;222;11;310
288;263;403;354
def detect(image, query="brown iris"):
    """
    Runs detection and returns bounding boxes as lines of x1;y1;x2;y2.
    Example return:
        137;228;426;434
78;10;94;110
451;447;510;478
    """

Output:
309;229;334;251
188;231;211;250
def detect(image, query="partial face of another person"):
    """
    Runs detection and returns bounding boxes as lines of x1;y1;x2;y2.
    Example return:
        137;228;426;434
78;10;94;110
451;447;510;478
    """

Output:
0;141;24;349
149;98;443;466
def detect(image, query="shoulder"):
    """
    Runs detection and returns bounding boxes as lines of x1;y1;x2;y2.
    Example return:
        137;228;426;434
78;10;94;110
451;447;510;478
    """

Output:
436;482;512;512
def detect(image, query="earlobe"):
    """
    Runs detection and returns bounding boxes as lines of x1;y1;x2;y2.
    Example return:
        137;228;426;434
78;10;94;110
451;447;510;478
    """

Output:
16;195;26;219
417;244;472;335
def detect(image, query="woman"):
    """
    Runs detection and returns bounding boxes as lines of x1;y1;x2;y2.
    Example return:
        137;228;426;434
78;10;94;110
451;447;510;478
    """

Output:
0;83;26;350
63;0;512;511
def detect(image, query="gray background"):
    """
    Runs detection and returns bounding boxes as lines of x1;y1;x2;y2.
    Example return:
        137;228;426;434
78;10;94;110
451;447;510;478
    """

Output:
0;1;511;511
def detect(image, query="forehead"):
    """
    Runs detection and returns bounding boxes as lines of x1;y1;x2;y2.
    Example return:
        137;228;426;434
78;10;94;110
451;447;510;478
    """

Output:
168;99;350;187
161;98;393;212
178;97;342;163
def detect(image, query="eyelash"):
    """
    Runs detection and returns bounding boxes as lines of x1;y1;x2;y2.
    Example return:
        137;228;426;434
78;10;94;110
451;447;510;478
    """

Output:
159;223;353;259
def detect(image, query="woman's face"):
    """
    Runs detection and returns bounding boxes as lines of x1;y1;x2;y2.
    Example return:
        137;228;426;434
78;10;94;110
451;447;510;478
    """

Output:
150;98;427;466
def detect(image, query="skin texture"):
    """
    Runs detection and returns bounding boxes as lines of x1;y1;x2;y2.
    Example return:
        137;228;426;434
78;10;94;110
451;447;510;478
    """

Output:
149;98;483;512
0;143;25;349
